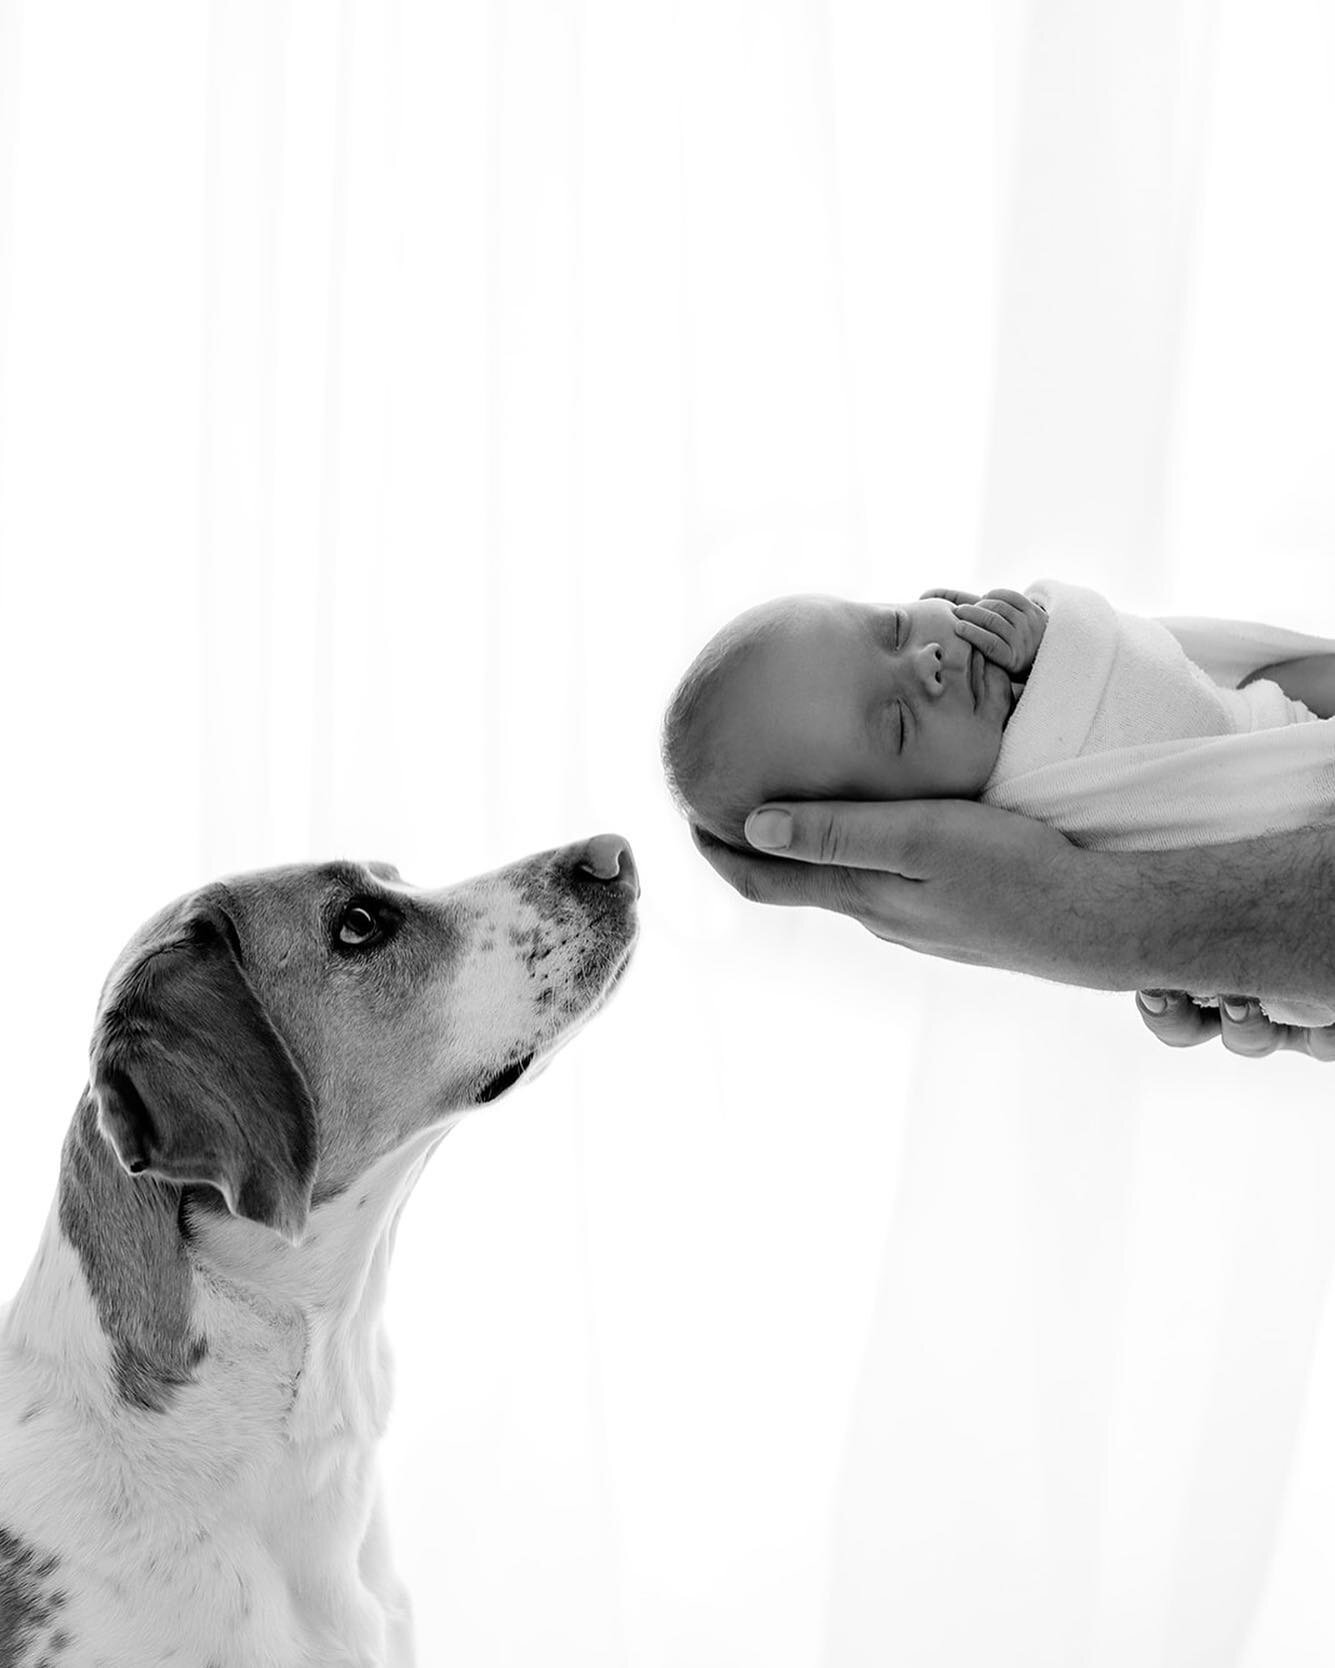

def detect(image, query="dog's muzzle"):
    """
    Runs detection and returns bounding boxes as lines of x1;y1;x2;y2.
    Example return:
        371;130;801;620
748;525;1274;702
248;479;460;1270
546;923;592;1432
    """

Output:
470;832;639;1105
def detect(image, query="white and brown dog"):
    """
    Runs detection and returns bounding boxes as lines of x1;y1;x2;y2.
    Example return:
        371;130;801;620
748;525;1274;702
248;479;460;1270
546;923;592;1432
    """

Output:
0;835;639;1667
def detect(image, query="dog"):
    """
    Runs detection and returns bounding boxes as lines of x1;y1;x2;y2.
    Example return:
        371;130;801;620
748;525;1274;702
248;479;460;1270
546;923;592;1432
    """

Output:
0;834;639;1667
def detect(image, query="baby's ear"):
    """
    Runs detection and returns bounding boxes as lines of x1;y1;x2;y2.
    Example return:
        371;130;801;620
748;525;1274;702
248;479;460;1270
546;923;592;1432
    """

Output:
688;811;746;857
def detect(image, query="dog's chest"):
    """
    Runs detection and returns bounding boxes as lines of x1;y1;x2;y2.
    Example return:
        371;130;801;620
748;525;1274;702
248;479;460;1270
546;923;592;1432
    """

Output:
0;1459;396;1668
0;1340;394;1668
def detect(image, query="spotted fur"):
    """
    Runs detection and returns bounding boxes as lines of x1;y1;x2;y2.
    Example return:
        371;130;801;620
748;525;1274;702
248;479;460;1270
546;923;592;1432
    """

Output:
0;838;637;1667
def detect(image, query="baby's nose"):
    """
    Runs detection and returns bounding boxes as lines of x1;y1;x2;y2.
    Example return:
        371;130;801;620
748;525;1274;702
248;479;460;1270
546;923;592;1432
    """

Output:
911;642;946;695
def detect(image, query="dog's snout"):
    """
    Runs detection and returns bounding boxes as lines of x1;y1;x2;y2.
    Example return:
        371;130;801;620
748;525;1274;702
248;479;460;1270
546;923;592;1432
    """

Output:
573;833;639;899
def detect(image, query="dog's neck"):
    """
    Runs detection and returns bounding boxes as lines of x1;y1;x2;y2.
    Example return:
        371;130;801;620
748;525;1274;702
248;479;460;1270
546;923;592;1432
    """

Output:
189;1117;456;1457
10;1093;450;1413
4;1093;454;1657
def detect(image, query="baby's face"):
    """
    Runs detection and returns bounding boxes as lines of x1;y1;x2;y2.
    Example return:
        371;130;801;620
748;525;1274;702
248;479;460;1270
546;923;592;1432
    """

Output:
710;594;1014;815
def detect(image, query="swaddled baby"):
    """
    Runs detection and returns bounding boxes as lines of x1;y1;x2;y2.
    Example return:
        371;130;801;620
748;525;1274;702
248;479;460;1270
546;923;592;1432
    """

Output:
662;579;1335;1024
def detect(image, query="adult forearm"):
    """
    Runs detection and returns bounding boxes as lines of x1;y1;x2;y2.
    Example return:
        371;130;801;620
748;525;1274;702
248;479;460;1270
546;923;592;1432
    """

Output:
1059;827;1335;1002
1242;655;1335;720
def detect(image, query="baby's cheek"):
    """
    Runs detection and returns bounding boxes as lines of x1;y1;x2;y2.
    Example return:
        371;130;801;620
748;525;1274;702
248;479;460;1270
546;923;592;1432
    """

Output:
952;711;1008;796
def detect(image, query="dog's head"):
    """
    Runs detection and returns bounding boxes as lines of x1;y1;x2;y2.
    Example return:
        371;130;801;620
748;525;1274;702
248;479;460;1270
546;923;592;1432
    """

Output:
87;837;639;1244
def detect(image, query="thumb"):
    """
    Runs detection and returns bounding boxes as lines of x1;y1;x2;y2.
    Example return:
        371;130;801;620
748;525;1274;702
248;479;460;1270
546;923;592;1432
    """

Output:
743;801;937;875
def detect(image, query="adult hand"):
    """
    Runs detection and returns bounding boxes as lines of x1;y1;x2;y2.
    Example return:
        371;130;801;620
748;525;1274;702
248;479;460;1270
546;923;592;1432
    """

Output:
691;798;1335;1049
691;797;1126;987
1135;990;1335;1060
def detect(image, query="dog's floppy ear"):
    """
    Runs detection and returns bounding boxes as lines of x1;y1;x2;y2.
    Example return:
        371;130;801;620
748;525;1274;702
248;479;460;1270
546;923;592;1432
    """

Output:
89;898;316;1245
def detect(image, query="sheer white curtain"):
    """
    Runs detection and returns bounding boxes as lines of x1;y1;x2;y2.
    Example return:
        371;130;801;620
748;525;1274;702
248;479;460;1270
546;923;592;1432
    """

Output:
3;2;1335;1663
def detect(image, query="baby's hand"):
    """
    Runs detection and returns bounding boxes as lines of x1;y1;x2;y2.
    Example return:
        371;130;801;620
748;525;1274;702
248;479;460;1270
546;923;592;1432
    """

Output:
922;586;1048;680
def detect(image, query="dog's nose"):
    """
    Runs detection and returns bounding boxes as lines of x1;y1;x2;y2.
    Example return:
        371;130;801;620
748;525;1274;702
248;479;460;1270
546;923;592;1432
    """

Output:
574;833;640;899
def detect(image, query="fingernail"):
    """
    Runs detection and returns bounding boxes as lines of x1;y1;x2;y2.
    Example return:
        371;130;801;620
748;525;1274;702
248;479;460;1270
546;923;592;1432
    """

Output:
745;809;792;850
1138;991;1168;1015
1222;998;1250;1022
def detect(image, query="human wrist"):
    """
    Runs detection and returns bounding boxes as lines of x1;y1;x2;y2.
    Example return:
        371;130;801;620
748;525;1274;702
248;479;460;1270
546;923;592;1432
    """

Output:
1062;846;1246;995
1034;846;1154;991
1096;833;1335;1005
1011;843;1233;995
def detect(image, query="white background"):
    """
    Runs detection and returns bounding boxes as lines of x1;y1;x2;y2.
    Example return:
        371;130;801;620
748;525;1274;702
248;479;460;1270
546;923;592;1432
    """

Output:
3;1;1335;1663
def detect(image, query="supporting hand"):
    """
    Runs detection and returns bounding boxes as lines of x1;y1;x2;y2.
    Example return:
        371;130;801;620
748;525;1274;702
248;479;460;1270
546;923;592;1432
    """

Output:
1135;990;1335;1060
691;798;1122;986
689;795;1335;1061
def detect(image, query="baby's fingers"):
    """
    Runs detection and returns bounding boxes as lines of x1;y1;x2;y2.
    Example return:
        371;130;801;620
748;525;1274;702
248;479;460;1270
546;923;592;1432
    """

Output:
953;603;1022;668
977;587;1036;614
953;618;1018;668
920;587;979;607
956;597;1024;634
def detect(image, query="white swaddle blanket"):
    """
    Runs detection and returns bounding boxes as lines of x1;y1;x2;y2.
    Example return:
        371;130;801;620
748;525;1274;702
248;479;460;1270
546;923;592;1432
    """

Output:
980;579;1335;1027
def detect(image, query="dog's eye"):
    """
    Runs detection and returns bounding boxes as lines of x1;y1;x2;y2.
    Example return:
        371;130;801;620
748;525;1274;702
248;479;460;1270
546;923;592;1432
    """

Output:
335;901;383;949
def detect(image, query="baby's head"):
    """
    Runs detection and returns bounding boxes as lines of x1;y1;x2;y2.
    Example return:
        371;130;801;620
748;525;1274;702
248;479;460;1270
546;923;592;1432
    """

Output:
662;593;1015;848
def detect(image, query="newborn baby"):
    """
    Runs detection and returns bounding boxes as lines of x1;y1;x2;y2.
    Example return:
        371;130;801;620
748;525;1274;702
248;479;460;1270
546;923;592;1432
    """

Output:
661;587;1045;848
663;579;1335;1023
